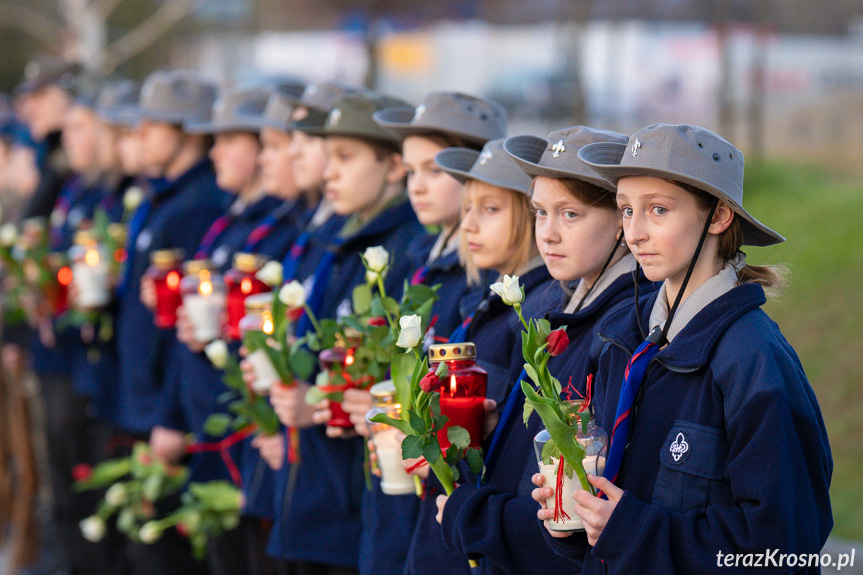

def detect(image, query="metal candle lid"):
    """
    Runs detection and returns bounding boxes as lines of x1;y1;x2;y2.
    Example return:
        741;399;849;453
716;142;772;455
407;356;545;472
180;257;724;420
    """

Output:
233;252;268;273
428;342;477;362
183;258;216;275
150;248;185;269
244;292;273;312
369;380;396;406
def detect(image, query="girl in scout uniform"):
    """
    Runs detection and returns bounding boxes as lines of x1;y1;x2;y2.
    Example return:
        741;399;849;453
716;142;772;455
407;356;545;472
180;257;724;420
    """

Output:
403;138;556;575
268;92;425;575
116;69;227;575
373;91;507;340
429;126;657;574
327;91;508;575
532;123;832;574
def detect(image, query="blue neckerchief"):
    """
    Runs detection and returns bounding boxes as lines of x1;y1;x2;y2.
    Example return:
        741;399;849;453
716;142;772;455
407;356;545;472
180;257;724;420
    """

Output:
293;237;346;338
479;367;528;486
282;230;312;282
447;314;474;344
603;332;661;486
49;175;83;250
243;200;295;253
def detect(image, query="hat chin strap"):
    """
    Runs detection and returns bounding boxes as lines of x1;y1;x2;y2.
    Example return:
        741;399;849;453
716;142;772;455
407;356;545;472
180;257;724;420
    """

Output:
572;228;625;315
635;198;719;346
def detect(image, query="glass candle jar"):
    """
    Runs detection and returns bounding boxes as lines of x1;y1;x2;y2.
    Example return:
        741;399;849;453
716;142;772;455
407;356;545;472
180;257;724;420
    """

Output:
317;346;354;428
533;417;608;532
239;292;280;395
223;253;270;341
365;380;416;495
180;259;226;342
145;248;185;328
46;252;71;316
69;230;111;309
427;343;487;449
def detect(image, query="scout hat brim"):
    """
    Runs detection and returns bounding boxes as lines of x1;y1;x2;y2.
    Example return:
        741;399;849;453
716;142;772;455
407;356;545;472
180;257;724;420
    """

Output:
373;107;491;145
436;145;532;195
579;141;784;247
184;119;262;135
504;134;616;192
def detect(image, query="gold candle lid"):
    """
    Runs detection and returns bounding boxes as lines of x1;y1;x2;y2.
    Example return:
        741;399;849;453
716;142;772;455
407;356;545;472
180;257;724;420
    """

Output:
428;342;477;362
73;229;98;246
184;258;215;275
369;380;396;406
233;252;268;273
244;292;273;312
150;248;186;269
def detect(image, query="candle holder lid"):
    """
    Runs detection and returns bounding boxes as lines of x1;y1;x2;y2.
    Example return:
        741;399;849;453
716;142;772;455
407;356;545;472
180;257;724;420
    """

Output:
244;292;273;312
232;252;268;273
183;258;216;275
428;342;477;362
369;380;396;406
73;229;98;246
150;248;186;269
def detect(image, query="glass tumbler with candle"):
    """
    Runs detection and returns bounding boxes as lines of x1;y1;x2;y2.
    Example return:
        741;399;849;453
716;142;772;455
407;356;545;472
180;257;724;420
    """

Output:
69;230;111;309
366;380;416;495
427;343;487;449
145;248;185;328
239;292;281;395
46;252;71;316
180;259;226;342
223;253;270;341
533;414;607;532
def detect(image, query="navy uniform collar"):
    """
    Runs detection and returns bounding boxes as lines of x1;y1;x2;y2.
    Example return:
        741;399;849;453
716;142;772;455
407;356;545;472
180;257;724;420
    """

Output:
599;282;767;371
148;158;213;200
235;193;284;222
547;271;650;332
336;197;417;252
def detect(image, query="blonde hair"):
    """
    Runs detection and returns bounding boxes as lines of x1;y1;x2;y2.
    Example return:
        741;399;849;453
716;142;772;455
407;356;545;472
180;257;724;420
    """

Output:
459;179;535;285
680;181;788;296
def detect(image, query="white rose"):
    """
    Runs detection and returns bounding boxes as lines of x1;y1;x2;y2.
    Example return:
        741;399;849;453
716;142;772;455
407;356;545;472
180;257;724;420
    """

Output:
123;186;144;212
0;223;18;247
490;274;524;305
362;246;389;273
139;521;163;544
279;280;306;309
365;270;380;284
256;261;283;287
80;516;106;542
396;314;422;350
204;339;229;369
105;483;127;506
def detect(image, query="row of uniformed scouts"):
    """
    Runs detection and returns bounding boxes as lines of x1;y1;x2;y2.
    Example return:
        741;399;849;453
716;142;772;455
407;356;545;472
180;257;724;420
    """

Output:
5;65;833;575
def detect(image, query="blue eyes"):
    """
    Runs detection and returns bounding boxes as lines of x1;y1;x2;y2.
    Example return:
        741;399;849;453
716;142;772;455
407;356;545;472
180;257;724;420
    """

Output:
619;206;667;217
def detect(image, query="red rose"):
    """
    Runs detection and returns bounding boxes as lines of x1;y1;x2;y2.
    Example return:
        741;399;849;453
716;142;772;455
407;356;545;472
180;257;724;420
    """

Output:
546;329;570;356
176;522;189;538
71;463;92;482
368;316;387;327
419;372;441;394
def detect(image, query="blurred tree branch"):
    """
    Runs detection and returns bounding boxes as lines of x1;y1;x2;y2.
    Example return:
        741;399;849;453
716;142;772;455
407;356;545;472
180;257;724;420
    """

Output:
0;3;64;46
93;0;126;20
101;0;197;72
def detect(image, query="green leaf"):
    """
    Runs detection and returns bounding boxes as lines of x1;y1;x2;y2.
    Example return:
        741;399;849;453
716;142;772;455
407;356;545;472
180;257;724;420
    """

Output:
369;412;413;437
524;363;541;388
352;283;373;315
408;412;427;435
537;319;551;337
289;347;316;380
522;400;535;426
304;386;328;405
382;296;401;318
142;474;164;502
203;414;233;437
420;438;441;465
401;434;424;459
446;426;471;451
466;448;484;475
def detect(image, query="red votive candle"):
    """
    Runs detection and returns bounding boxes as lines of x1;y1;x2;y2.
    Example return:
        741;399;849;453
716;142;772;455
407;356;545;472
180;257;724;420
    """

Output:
223;253;269;341
146;249;185;328
428;343;487;449
318;347;356;428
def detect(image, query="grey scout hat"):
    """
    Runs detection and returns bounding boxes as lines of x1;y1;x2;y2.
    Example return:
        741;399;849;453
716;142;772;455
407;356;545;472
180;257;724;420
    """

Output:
504;126;628;193
16;56;80;95
285;81;363;132
578;123;784;246
132;69;219;126
185;87;272;134
435;138;533;196
373;91;507;146
253;80;307;131
295;93;410;147
96;80;140;127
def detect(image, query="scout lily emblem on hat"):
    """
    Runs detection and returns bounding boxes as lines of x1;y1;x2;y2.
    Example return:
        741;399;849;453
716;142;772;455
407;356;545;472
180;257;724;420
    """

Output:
669;431;690;463
551;139;566;158
632;138;641;157
478;149;493;165
327;108;342;127
413;103;426;122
